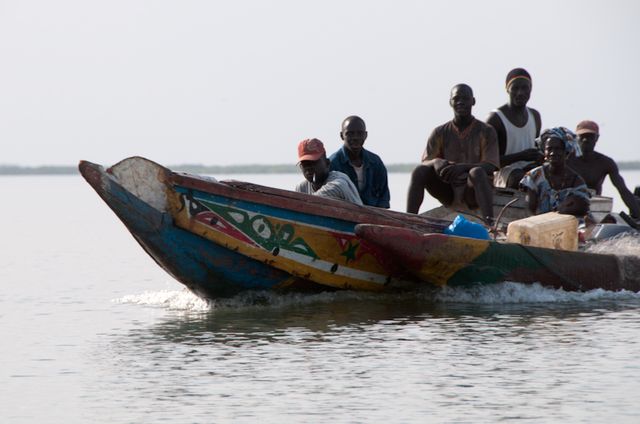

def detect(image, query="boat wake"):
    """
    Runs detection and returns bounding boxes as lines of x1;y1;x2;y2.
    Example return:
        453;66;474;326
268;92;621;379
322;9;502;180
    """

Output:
431;282;640;304
585;232;640;255
114;281;640;312
115;288;383;311
115;290;210;312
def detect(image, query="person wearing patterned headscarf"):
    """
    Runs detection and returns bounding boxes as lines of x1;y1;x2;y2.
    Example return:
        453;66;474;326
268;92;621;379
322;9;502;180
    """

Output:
520;128;589;216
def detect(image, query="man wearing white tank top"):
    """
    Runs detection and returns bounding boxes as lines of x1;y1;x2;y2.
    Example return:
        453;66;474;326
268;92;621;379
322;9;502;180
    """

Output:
486;68;543;188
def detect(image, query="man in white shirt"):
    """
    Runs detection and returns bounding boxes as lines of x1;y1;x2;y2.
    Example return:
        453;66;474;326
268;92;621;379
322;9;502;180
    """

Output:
486;68;543;188
295;138;363;206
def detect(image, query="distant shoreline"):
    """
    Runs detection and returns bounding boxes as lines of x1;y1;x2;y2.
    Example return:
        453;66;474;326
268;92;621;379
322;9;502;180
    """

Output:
2;162;640;175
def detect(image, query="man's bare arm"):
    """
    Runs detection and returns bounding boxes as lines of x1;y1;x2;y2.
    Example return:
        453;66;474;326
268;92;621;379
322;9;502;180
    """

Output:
609;166;640;218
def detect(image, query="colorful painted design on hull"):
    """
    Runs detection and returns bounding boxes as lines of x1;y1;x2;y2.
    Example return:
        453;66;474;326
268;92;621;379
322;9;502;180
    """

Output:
78;159;305;299
168;187;401;291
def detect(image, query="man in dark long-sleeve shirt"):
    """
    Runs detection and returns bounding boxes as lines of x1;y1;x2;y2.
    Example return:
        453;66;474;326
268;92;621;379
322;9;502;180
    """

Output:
329;116;390;208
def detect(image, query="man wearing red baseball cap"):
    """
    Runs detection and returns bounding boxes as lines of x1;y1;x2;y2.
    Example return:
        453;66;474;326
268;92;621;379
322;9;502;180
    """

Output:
568;120;640;219
295;138;363;205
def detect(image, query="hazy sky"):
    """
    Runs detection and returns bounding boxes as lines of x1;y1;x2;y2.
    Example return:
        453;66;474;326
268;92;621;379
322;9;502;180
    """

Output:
1;0;639;166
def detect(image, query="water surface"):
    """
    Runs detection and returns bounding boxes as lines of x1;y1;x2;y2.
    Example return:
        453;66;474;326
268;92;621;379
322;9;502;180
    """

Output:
1;173;640;423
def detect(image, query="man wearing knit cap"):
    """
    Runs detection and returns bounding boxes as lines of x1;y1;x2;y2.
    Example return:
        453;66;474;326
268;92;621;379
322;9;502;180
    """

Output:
295;138;363;205
567;120;640;219
486;68;543;188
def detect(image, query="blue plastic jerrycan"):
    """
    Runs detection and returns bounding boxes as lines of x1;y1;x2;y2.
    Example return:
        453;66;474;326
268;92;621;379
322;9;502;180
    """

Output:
444;215;490;240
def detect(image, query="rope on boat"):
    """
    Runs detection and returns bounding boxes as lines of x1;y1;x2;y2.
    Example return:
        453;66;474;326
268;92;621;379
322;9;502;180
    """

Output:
492;198;520;240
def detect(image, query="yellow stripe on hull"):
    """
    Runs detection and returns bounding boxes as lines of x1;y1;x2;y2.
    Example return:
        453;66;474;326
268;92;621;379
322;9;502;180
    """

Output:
414;236;489;286
168;191;393;291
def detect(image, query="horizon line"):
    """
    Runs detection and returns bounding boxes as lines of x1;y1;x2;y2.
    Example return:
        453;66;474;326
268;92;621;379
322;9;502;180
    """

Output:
2;160;640;175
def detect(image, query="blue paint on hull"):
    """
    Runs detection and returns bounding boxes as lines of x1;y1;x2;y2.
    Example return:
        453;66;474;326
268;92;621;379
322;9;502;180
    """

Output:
94;174;296;300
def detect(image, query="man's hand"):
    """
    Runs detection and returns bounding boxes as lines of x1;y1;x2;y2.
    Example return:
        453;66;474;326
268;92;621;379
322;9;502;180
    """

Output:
432;158;450;176
440;163;468;185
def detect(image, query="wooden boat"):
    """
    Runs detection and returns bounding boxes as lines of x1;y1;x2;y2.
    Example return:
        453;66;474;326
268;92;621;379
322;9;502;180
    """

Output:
80;156;640;300
79;157;447;300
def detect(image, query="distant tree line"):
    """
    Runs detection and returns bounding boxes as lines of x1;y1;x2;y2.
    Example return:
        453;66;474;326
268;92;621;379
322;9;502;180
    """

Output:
618;161;640;170
0;165;78;175
2;161;640;175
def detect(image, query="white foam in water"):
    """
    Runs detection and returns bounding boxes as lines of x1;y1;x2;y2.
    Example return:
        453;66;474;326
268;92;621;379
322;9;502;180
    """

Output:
114;282;640;312
585;232;640;255
115;289;210;311
432;281;640;304
114;289;385;311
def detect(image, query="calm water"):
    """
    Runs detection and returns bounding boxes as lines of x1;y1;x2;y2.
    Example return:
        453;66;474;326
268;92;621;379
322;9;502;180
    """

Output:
2;171;640;423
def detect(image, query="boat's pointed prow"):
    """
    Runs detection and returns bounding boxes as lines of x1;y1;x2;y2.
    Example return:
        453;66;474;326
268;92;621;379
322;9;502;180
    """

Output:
79;157;304;299
78;160;108;194
78;159;102;174
80;157;171;212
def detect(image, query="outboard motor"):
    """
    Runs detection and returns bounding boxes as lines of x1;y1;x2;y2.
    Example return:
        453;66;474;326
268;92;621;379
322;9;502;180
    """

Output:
588;223;638;242
585;186;640;241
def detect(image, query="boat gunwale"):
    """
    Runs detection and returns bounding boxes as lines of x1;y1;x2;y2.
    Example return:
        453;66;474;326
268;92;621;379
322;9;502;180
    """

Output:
170;172;448;232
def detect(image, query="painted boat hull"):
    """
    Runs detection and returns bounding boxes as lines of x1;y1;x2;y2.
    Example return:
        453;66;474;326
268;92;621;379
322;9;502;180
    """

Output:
80;156;638;297
355;224;640;292
79;157;448;299
78;160;319;299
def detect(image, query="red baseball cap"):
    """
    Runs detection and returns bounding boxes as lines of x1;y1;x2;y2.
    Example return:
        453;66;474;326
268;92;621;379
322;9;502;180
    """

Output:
576;120;599;135
297;138;325;162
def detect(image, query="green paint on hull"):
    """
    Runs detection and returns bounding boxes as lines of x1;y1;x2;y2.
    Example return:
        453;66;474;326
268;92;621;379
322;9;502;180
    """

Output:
444;238;631;291
447;241;557;285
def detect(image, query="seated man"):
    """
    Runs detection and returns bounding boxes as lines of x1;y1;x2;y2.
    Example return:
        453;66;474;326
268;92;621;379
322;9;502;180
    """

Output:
567;120;640;219
295;138;363;205
329;115;390;208
406;84;499;224
486;68;543;188
520;128;589;216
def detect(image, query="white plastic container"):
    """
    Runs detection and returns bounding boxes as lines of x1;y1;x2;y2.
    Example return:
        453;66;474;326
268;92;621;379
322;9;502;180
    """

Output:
506;212;579;251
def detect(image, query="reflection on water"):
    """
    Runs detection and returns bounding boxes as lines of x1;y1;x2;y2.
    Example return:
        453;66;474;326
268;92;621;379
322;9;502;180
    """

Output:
94;287;640;422
119;285;640;343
